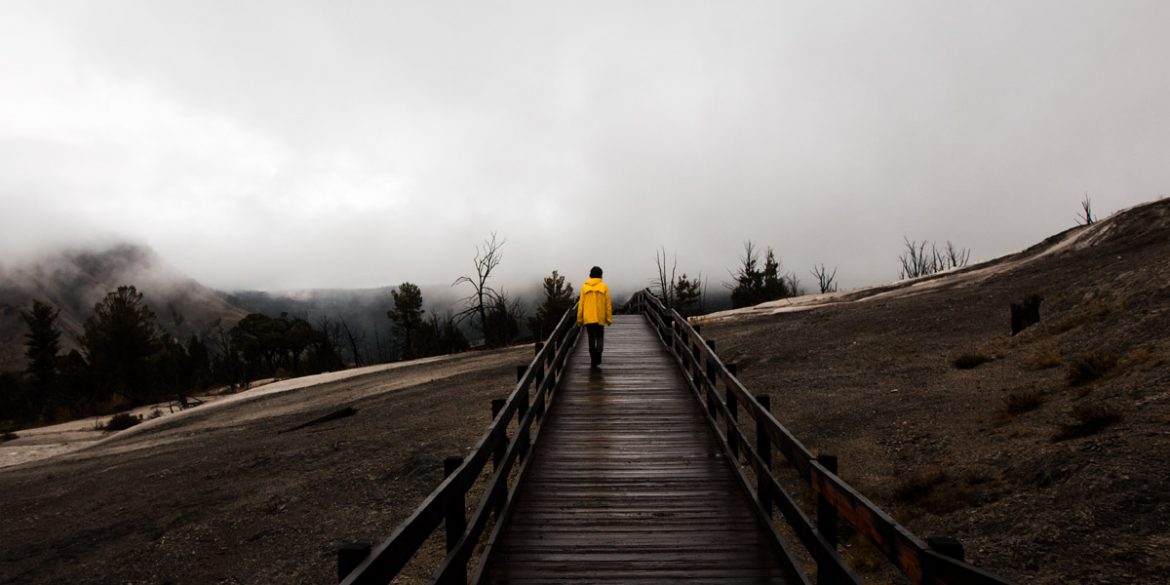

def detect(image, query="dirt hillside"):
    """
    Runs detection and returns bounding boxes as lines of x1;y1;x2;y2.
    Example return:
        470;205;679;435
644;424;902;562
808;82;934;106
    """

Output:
1;199;1167;585
699;197;1170;584
0;346;530;584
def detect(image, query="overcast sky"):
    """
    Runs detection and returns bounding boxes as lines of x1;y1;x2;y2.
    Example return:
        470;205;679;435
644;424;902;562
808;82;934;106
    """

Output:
1;1;1167;294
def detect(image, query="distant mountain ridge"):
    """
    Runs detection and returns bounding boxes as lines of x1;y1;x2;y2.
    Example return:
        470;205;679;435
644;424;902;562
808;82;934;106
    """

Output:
226;284;471;364
0;243;249;372
0;242;497;372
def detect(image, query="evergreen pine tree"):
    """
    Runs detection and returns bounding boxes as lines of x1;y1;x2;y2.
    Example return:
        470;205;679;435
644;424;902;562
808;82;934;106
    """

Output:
528;271;574;340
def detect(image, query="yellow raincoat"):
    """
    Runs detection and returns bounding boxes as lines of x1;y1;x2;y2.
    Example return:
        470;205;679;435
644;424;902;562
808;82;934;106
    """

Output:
576;278;613;326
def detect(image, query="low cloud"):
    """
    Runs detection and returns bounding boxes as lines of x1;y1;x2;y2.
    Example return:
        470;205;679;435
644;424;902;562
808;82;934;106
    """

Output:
2;1;1168;294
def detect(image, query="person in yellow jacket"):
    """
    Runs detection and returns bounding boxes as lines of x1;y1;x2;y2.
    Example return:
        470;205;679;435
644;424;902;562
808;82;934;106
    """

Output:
576;266;613;369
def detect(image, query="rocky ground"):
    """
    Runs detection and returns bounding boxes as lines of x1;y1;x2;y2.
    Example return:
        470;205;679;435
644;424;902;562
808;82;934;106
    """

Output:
2;199;1168;585
699;198;1170;584
0;346;531;584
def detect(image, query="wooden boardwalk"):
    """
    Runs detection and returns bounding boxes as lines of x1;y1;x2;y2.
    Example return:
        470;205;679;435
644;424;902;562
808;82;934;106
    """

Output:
481;315;801;584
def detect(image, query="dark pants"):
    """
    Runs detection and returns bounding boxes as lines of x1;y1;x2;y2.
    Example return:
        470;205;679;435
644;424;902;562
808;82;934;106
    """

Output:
585;324;605;366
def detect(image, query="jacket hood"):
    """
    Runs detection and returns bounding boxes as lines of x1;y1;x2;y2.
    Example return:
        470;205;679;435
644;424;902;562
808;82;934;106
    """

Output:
582;277;605;288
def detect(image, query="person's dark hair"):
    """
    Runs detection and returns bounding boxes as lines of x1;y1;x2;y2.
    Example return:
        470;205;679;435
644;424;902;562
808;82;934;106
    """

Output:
590;266;603;278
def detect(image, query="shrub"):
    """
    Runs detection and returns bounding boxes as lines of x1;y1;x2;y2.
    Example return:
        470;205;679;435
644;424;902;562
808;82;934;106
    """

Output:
952;353;992;369
1119;346;1152;369
1031;348;1062;369
1047;297;1119;335
892;467;947;502
1066;353;1118;386
1004;390;1045;415
1055;403;1122;440
104;412;142;431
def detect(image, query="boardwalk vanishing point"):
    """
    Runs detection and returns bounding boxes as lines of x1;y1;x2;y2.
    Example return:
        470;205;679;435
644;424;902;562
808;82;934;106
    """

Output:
481;315;800;583
338;290;1013;585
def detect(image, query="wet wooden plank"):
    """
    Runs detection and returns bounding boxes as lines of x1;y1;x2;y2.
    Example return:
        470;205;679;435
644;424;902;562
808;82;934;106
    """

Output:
480;315;801;584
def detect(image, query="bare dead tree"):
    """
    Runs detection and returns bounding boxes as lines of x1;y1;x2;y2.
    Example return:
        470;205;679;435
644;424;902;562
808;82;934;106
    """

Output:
1078;193;1095;225
899;238;933;280
784;273;802;297
337;315;364;367
898;238;970;280
372;329;390;364
699;276;709;314
483;289;525;348
214;321;245;390
939;241;970;269
810;264;838;293
315;316;347;367
454;232;505;343
652;247;678;307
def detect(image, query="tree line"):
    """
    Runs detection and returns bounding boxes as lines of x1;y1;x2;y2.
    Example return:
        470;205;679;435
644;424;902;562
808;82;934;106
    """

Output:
387;234;575;359
0;234;581;430
650;235;973;315
0;286;350;428
652;241;833;317
1;230;977;430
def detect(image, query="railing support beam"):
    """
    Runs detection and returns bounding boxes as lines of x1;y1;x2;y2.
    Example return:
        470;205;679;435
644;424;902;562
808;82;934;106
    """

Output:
756;393;773;517
817;454;840;585
443;456;466;554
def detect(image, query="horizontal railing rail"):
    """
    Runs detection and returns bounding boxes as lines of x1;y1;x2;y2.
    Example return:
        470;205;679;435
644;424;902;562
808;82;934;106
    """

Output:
338;304;580;585
627;289;1014;585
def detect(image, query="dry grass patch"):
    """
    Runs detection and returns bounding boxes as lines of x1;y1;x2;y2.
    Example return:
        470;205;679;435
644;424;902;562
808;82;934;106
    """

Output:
1003;390;1046;415
892;466;948;503
952;353;993;369
1046;295;1123;336
1066;352;1118;386
1030;347;1063;369
1118;346;1154;370
1054;402;1122;440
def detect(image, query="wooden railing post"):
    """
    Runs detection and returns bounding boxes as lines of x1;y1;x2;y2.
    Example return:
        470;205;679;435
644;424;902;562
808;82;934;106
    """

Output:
691;336;702;385
548;337;558;380
817;454;839;585
756;393;772;517
726;389;739;459
663;310;672;346
443;456;466;553
337;543;371;582
490;399;507;470
705;340;718;418
534;341;545;389
726;363;740;458
532;342;547;418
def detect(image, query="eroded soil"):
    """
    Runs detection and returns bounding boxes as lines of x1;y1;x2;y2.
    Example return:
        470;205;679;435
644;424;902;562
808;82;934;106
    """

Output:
0;346;530;584
702;200;1170;584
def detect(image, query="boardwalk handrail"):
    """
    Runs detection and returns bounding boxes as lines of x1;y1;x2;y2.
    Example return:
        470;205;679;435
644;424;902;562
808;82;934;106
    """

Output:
338;303;580;585
627;289;1014;585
